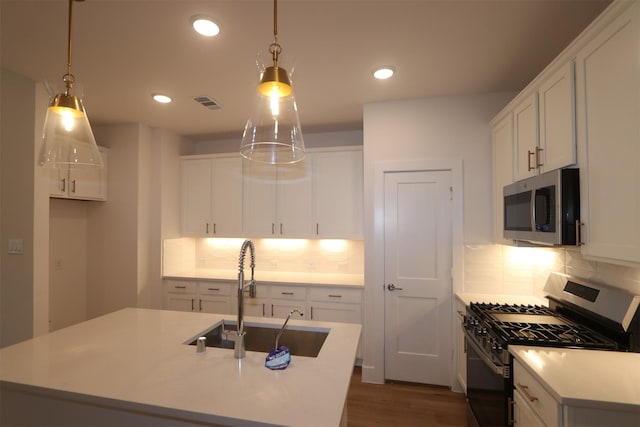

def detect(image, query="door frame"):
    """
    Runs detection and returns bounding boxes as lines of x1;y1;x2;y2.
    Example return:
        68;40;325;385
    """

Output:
363;159;464;386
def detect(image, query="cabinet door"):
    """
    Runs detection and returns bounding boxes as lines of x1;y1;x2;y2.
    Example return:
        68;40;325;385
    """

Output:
243;160;277;236
309;303;361;323
276;158;313;237
313;150;363;239
49;167;68;198
181;159;212;236
210;157;243;236
576;2;640;264
513;389;547;427
165;295;195;312
270;301;307;319
199;296;232;314
492;114;514;244
538;62;576;173
513;93;539;181
69;148;108;200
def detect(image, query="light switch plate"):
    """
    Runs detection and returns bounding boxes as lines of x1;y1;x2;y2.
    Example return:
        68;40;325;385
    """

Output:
8;239;24;254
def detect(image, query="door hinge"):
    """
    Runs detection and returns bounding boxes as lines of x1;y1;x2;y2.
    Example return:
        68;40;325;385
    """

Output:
449;186;453;201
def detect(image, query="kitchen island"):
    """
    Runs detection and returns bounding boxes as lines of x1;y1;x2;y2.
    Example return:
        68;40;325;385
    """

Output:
0;308;361;426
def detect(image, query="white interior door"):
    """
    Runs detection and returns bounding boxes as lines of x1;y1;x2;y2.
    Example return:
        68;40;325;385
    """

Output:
384;170;452;385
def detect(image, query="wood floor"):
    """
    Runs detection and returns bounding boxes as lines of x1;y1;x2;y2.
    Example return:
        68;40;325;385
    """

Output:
346;367;468;427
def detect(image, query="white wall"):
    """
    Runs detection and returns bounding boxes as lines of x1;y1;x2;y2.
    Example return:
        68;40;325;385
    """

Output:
0;69;36;347
361;92;514;383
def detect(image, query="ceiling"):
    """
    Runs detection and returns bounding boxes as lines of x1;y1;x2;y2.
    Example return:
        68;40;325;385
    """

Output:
1;0;611;141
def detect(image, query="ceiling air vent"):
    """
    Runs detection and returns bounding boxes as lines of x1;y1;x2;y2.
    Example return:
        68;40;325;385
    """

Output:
193;96;221;110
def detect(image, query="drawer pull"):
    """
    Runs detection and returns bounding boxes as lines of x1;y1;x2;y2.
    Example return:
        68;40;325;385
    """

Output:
175;285;187;289
208;288;220;291
517;383;539;402
281;291;294;296
328;294;342;298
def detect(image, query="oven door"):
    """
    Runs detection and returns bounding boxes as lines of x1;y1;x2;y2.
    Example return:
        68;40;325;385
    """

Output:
465;332;511;427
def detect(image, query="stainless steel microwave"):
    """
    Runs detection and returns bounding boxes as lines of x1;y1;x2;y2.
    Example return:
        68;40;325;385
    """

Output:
503;169;580;245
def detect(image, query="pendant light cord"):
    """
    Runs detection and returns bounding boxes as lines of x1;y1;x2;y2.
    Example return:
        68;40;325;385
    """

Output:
63;0;84;93
269;0;281;67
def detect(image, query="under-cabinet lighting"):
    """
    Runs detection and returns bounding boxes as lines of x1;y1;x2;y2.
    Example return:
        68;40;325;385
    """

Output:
319;240;347;252
262;239;308;250
505;246;557;269
204;238;245;249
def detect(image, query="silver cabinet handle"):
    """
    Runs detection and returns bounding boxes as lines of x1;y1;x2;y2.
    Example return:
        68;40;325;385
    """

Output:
575;220;584;246
208;287;220;291
387;284;403;291
61;178;66;192
281;291;294;296
328;294;342;298
71;179;77;193
527;150;536;171
535;147;544;168
174;285;186;289
271;223;275;235
206;223;209;234
517;383;539;402
280;223;283;235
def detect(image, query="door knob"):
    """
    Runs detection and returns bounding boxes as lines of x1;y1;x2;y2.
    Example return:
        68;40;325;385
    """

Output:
387;283;403;291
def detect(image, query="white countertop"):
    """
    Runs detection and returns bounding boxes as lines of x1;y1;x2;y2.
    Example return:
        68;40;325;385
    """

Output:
0;308;361;426
510;345;640;413
165;269;364;287
456;292;547;306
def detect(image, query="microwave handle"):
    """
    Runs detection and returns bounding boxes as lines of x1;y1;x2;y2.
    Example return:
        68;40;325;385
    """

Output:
530;189;537;232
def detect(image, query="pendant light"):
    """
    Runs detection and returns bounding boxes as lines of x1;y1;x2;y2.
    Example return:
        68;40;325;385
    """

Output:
38;0;103;168
240;0;305;164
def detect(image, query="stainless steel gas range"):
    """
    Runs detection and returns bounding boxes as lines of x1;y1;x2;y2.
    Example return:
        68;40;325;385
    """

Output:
463;273;640;427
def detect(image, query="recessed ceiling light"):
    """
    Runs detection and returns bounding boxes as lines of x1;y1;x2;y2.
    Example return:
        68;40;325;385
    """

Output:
152;94;172;104
373;67;395;80
190;15;220;37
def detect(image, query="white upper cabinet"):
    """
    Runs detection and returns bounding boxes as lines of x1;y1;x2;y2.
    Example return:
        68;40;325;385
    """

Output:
576;1;640;264
512;62;576;182
313;150;363;239
49;146;109;201
491;114;513;244
538;62;576;173
513;93;540;181
243;157;313;237
181;156;243;237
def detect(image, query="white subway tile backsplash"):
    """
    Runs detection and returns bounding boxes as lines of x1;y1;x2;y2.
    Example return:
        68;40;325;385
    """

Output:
464;244;640;297
165;238;364;276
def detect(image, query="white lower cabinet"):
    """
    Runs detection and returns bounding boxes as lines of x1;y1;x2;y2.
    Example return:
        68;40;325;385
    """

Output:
268;285;308;319
165;280;363;323
513;360;561;427
455;299;467;393
308;287;361;323
512;358;639;427
164;280;233;314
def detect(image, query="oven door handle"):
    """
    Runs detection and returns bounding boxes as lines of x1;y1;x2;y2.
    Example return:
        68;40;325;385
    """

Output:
465;331;504;376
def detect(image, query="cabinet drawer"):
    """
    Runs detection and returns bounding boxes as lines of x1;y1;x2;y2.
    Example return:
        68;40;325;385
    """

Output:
514;360;561;427
308;287;361;304
166;281;197;294
199;282;233;296
270;285;306;300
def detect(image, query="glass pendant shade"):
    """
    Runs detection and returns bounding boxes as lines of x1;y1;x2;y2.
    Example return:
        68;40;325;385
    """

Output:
240;65;305;164
38;92;103;168
38;0;102;169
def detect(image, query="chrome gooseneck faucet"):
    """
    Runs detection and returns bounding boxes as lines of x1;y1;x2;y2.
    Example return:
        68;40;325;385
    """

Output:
228;239;256;359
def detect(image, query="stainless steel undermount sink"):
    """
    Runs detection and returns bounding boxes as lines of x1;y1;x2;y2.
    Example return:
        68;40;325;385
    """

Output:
187;320;329;358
